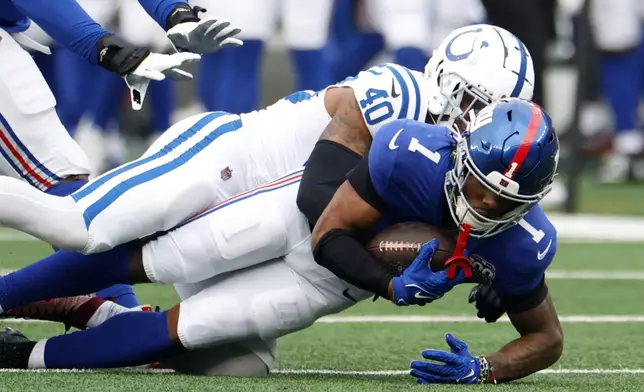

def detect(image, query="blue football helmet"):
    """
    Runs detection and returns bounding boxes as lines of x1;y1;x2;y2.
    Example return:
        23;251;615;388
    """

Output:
444;98;560;237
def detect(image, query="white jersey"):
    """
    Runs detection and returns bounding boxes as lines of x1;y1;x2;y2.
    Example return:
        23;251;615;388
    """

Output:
0;63;429;253
334;63;429;136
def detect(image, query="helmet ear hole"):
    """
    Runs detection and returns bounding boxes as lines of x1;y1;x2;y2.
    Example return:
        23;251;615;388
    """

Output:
548;131;555;143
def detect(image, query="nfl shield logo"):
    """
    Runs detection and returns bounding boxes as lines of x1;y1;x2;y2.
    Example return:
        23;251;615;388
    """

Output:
220;166;232;181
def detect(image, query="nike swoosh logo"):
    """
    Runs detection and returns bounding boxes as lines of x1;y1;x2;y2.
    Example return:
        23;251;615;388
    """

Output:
414;291;435;300
456;369;475;383
391;79;401;98
389;128;404;150
537;239;552;260
342;288;357;302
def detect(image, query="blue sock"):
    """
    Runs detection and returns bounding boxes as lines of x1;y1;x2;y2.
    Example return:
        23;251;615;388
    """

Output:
87;71;123;132
290;49;334;91
149;79;175;133
394;47;429;72
600;48;644;132
197;52;223;111
0;244;133;311
212;39;263;113
44;180;140;309
45;179;87;197
53;47;101;133
44;311;176;368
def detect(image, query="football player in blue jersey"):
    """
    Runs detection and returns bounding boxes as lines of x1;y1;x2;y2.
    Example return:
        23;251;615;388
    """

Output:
0;99;561;384
309;98;562;384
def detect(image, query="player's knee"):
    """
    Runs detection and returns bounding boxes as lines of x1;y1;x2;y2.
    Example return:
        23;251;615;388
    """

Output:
177;294;247;349
162;343;272;376
250;286;317;340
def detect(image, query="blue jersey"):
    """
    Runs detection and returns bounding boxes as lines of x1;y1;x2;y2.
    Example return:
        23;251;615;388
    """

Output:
0;0;186;62
368;119;557;298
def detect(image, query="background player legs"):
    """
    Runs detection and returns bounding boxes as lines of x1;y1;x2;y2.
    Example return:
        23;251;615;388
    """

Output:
75;71;124;175
325;0;383;81
148;79;176;145
52;47;104;135
198;41;264;113
283;0;334;91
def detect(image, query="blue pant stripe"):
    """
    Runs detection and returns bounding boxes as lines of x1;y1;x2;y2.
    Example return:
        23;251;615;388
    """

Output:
73;112;228;202
81;117;242;227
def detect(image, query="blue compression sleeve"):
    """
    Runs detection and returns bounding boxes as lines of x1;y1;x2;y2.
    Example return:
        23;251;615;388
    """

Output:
11;0;109;64
137;0;188;30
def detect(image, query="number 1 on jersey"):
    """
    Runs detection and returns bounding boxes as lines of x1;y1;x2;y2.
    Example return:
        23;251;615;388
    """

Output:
409;137;441;164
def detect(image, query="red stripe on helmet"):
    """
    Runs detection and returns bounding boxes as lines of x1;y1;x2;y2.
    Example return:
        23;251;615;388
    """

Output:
504;105;542;178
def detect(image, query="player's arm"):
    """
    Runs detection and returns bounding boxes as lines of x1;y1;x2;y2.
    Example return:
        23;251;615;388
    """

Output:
310;174;393;300
297;87;373;226
484;291;563;382
411;276;562;384
310;120;461;304
12;0;110;63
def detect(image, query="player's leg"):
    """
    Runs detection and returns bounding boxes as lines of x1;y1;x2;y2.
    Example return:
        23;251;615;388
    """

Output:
370;0;430;71
0;251;366;370
0;111;247;253
0;168;304;311
142;168;306;284
283;0;334;91
161;340;275;376
195;0;276;113
590;0;644;182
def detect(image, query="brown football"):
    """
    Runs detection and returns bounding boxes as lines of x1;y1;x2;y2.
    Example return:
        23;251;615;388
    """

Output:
366;222;457;277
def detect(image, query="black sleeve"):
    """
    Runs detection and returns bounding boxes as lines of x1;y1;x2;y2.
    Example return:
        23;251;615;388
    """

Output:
297;140;363;227
313;229;392;298
498;276;549;313
346;151;386;212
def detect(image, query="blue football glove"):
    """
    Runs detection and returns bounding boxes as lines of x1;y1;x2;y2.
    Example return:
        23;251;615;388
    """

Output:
391;240;464;306
410;333;481;384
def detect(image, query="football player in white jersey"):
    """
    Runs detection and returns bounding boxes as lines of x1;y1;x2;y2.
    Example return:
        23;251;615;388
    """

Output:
0;24;535;257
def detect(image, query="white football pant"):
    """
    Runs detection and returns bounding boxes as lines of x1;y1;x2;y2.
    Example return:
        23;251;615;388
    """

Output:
0;28;91;190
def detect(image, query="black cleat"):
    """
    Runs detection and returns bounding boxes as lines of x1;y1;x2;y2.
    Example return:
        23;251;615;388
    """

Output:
0;327;36;369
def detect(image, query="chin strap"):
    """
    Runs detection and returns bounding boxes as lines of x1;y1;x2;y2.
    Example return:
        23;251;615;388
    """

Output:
444;224;473;280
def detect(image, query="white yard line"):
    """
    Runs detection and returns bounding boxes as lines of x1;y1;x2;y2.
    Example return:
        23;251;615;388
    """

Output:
546;270;644;279
315;315;644;323
0;368;642;375
4;315;644;324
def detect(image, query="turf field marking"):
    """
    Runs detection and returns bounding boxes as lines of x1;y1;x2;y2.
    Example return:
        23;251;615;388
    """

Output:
546;270;644;279
4;315;644;324
315;315;644;323
0;368;643;375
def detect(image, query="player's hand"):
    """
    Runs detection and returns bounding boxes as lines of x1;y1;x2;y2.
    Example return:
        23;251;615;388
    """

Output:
96;34;201;110
167;18;243;54
165;5;242;54
468;283;506;323
391;240;464;306
124;52;200;110
410;333;482;384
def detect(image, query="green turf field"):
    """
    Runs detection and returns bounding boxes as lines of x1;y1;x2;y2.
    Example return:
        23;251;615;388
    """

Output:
1;234;644;391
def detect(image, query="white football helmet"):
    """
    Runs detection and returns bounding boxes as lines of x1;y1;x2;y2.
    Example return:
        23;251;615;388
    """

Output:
424;24;535;132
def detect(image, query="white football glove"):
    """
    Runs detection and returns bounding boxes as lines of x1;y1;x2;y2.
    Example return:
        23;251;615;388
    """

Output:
124;51;201;110
167;17;243;54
